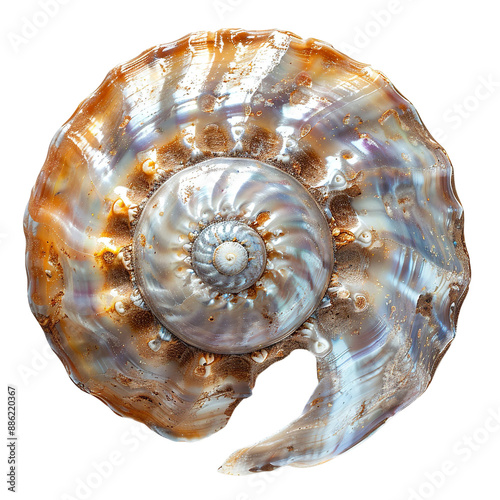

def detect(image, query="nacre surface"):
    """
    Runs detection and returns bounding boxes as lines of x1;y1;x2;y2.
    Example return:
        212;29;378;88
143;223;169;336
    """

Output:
133;157;333;353
25;29;470;474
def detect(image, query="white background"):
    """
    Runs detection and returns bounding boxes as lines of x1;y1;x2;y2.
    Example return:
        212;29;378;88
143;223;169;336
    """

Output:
2;1;499;499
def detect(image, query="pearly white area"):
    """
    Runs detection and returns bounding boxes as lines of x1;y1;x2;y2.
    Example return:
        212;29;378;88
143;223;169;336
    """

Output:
213;241;249;276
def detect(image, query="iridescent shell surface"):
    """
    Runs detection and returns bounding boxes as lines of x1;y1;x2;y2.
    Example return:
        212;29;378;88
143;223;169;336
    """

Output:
24;29;470;474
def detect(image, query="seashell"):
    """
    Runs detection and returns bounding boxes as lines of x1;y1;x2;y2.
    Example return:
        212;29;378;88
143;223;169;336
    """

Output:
24;29;470;475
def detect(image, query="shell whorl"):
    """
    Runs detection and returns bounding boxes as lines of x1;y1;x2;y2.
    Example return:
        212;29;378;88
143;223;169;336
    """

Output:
191;221;266;291
133;158;334;354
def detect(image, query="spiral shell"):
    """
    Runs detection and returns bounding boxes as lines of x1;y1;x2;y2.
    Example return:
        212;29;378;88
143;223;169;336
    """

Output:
24;29;470;474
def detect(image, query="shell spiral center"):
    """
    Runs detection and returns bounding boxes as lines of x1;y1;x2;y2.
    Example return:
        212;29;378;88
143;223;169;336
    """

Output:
133;158;334;354
213;242;247;275
191;221;266;293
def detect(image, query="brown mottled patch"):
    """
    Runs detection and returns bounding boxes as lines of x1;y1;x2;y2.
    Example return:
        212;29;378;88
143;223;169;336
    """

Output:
119;115;131;129
257;229;274;245
35;313;50;328
102;215;131;243
379;108;402;126
126;167;152;199
255;211;270;226
116;373;133;386
197;123;233;154
104;266;131;289
162;338;192;361
132;394;154;404
295;71;312;87
139;234;146;247
318;42;367;74
345;184;362;197
180;183;196;204
318;296;357;334
333;229;355;248
354;294;367;310
102;251;115;264
289;89;308;106
300;124;311;137
448;283;462;306
194;365;207;377
449;213;470;325
199;94;217;113
216;356;252;381
48;244;64;276
330;195;358;228
240;124;281;159
157;135;193;168
250;463;279;473
49;290;64;308
245;285;258;300
335;246;369;283
416;293;433;318
128;310;157;335
275;145;326;186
